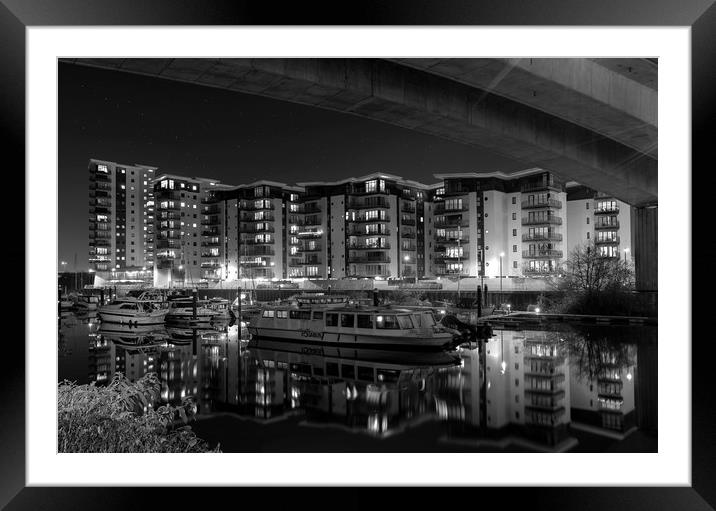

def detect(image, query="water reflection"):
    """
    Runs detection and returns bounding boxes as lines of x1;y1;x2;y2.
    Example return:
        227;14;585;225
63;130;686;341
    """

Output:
58;315;656;452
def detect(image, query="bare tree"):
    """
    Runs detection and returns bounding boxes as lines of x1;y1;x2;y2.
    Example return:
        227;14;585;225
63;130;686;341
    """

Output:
542;242;635;314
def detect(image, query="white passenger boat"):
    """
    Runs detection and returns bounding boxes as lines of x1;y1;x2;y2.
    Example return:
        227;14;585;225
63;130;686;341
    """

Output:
206;297;234;319
98;299;169;325
72;293;101;312
248;304;458;350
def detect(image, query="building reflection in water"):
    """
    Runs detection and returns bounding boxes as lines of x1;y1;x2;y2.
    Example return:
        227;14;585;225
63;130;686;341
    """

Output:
62;317;655;452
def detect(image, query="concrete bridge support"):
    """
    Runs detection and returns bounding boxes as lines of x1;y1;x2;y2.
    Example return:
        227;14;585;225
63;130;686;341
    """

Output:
632;205;658;310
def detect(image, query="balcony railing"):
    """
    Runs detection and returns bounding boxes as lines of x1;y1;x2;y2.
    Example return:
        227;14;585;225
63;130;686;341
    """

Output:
350;215;390;223
348;255;391;264
434;219;469;228
522;216;563;226
401;232;416;239
242;238;275;245
348;198;391;209
435;235;469;244
523;250;563;258
594;221;620;230
296;229;323;237
297;245;322;252
521;199;562;209
523;267;558;274
521;182;562;193
347;228;390;237
401;218;416;226
349;243;391;250
434;204;469;214
594;236;620;245
594;206;620;214
522;233;562;242
401;203;416;213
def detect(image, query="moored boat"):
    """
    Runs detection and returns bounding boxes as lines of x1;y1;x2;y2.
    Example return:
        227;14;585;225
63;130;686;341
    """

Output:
98;299;169;325
248;303;458;350
165;297;222;323
72;293;101;312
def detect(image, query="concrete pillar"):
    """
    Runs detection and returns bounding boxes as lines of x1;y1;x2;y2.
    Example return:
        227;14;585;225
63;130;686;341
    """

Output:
632;205;658;292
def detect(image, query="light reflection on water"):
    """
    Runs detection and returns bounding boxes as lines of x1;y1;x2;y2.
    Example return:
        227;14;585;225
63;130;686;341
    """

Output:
58;311;657;452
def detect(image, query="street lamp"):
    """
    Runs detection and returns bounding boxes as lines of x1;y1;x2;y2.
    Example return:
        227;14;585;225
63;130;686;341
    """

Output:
403;255;410;281
499;252;505;308
60;261;67;272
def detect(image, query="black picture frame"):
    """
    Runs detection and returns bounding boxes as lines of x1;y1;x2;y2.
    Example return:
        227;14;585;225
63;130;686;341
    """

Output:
5;1;711;508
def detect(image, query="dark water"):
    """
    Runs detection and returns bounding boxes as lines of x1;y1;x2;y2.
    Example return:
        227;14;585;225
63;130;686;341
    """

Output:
58;312;657;452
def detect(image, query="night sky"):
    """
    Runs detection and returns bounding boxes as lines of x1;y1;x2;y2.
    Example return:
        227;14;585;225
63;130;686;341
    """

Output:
59;61;524;270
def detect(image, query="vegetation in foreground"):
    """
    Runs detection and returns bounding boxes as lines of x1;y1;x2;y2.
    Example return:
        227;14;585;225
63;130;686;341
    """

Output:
58;373;220;453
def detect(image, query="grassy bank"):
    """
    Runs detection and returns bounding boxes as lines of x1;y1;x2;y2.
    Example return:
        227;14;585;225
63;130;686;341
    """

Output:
58;373;219;453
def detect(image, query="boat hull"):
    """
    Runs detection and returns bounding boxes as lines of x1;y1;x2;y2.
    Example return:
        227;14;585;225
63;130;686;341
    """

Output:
98;310;168;325
248;326;455;350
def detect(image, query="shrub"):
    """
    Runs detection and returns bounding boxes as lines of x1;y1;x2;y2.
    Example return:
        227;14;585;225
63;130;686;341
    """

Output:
58;373;220;453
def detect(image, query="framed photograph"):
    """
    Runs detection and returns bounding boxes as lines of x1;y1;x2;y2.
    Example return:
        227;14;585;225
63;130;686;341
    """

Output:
6;0;712;508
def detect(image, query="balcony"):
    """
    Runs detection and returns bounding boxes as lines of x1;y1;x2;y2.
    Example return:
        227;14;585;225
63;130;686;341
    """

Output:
298;258;322;266
594;221;620;230
521;199;562;209
240;225;275;233
435;235;469;244
347;228;389;237
349;243;391;250
201;240;221;247
242;238;275;245
155;190;182;201
348;255;391;264
347;197;391;209
435;251;469;261
297;244;322;252
350;215;390;223
400;218;416;226
523;250;563;259
296;229;323;238
298;204;322;214
401;203;416;213
594;236;620;245
156;240;182;250
401;232;416;239
521;182;562;193
200;260;222;268
434;204;469;214
521;216;562;226
594;206;620;215
201;229;220;237
434;219;469;229
522;233;562;242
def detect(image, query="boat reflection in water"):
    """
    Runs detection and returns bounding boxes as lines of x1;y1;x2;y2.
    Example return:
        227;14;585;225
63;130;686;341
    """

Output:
60;314;656;452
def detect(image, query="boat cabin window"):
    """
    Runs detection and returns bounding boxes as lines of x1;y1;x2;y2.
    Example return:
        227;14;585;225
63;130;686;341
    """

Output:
276;310;288;319
375;315;400;329
326;362;339;377
120;303;137;310
262;310;275;318
411;314;423;327
357;314;373;329
357;366;374;381
340;314;355;328
341;364;355;379
312;311;323;320
290;310;311;320
397;315;414;329
326;313;339;327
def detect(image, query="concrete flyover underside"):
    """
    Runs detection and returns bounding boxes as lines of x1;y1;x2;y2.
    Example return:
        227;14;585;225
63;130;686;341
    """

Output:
61;58;657;207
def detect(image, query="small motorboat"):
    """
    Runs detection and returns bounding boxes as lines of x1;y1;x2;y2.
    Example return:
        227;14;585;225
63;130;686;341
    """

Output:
98;299;169;326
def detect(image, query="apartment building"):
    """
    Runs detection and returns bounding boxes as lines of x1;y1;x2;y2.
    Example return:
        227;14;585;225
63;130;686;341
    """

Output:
152;174;233;287
428;170;568;278
566;184;633;261
88;159;157;277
